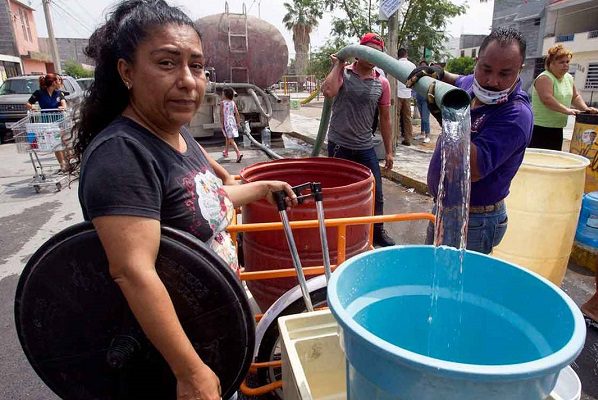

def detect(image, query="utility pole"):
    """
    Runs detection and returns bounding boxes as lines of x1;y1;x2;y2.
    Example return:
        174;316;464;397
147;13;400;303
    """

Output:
42;0;62;74
386;11;399;153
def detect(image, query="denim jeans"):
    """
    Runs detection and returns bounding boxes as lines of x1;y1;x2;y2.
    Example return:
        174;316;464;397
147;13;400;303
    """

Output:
328;142;383;217
425;204;508;254
416;95;430;134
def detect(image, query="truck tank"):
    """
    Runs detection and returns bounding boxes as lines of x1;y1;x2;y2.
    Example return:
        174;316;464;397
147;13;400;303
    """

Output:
190;9;292;139
196;13;288;88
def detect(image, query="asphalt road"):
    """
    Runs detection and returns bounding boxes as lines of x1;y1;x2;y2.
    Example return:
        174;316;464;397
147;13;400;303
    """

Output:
0;137;596;399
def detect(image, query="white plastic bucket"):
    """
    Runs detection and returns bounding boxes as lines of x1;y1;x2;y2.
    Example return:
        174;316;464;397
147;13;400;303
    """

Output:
549;366;582;400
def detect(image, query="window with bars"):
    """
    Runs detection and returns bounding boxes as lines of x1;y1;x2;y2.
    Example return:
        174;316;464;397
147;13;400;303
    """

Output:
24;12;32;42
586;63;598;90
18;9;27;41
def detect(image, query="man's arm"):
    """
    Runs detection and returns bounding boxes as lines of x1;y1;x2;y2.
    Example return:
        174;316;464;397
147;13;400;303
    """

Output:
441;71;460;85
321;54;346;98
470;106;532;183
379;105;393;170
470;143;482;182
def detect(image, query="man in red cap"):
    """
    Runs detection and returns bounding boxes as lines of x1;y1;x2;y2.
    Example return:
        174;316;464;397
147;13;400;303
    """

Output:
321;32;395;247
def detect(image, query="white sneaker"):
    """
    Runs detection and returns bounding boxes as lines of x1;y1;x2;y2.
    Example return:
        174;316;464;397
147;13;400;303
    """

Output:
423;137;431;143
414;134;425;140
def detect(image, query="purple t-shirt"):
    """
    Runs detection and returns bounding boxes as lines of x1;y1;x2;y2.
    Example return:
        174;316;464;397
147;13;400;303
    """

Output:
427;74;533;206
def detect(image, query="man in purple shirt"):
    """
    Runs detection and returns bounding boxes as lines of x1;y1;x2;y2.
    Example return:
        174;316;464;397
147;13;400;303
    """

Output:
415;28;533;254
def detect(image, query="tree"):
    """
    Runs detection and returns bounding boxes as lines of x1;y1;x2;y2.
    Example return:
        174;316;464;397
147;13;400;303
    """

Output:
306;38;350;80
63;60;93;79
323;0;466;62
445;56;475;75
283;0;323;77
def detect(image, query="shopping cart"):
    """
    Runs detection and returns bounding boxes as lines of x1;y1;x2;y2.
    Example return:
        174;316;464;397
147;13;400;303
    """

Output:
12;109;73;193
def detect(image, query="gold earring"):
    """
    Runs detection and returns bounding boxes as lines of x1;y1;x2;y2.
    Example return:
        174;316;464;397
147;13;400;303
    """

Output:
124;81;131;90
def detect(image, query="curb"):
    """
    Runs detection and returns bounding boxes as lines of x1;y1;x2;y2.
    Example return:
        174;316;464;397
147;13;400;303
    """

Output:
287;131;430;196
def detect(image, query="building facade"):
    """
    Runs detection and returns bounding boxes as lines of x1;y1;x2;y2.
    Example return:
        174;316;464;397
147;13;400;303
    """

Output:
0;0;53;85
458;34;486;59
492;0;549;92
39;37;93;68
542;0;598;106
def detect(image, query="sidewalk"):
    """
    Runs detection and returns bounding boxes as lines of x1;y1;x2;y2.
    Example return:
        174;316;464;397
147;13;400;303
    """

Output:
288;99;441;195
289;99;576;195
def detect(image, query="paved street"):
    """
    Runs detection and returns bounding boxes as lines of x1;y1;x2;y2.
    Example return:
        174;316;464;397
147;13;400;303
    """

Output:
0;126;596;398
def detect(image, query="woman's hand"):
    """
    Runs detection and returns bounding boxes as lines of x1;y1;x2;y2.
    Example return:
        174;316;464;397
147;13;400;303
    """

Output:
585;107;598;114
176;363;221;400
263;180;299;209
566;108;581;115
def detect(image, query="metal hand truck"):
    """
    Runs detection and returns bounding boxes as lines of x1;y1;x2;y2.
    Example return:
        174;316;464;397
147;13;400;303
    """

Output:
273;182;332;312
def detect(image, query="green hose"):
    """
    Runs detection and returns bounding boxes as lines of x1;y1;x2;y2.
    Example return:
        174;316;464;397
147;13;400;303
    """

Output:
310;44;470;157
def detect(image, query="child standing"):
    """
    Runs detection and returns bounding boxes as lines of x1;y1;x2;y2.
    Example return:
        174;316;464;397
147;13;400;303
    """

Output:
220;87;243;163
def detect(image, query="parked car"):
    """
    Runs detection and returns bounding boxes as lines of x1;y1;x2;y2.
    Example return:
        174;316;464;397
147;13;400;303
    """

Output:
0;75;85;143
76;77;94;92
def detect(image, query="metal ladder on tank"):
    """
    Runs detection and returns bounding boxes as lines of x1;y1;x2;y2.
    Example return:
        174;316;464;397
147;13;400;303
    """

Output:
225;2;249;83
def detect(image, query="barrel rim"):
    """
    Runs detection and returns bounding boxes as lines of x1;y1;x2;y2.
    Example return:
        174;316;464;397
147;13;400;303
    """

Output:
575;113;598;124
523;148;590;170
239;157;374;192
327;245;587;380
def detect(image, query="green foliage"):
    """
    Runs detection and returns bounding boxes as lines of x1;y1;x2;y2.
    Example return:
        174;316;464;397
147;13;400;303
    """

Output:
306;38;351;79
322;0;466;62
445;56;476;75
283;0;324;75
63;60;93;79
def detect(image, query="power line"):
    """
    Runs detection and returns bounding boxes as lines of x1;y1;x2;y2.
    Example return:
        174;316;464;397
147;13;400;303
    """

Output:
51;0;92;35
50;2;91;37
69;0;99;28
54;0;90;27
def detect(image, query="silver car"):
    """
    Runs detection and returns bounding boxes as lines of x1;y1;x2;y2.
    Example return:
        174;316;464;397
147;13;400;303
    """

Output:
0;75;84;143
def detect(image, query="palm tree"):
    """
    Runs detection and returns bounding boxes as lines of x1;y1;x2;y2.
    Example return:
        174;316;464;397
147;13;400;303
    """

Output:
282;0;323;77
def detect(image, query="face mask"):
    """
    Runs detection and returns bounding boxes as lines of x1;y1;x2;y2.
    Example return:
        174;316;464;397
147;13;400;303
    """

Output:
472;76;517;105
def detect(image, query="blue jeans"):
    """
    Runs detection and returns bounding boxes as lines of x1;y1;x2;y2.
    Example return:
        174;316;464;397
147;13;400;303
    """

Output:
416;95;430;134
426;204;508;254
328;142;384;217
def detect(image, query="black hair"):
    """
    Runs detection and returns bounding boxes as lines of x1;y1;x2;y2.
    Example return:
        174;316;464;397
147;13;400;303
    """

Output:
398;48;408;58
223;87;234;100
479;27;526;63
71;0;201;171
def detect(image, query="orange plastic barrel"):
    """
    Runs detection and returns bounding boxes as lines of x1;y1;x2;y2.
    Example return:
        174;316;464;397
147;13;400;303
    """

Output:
240;157;374;311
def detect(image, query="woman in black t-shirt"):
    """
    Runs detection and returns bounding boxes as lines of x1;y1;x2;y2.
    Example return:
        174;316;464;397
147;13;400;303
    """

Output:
71;2;296;399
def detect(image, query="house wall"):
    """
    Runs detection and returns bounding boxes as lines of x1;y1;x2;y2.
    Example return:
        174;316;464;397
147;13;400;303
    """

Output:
8;0;40;57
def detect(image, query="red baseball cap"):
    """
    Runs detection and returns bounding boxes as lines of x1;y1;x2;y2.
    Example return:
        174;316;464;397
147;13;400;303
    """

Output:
360;33;384;50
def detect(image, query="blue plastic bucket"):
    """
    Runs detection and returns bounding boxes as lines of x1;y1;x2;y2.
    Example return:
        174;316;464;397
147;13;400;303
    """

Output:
327;246;586;400
575;191;598;248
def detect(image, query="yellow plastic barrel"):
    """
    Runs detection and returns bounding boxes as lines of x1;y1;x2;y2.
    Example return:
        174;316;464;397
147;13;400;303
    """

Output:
492;149;589;285
568;113;598;193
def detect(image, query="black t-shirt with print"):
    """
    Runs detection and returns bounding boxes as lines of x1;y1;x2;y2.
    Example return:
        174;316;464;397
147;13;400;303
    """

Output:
79;116;230;243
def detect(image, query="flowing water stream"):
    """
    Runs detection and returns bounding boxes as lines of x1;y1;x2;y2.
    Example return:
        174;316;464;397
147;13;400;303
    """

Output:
427;106;471;357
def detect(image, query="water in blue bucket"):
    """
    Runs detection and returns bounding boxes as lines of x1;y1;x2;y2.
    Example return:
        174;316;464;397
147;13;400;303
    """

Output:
328;246;586;400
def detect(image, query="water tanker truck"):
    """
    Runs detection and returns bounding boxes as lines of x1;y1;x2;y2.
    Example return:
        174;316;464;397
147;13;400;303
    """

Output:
191;5;292;139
